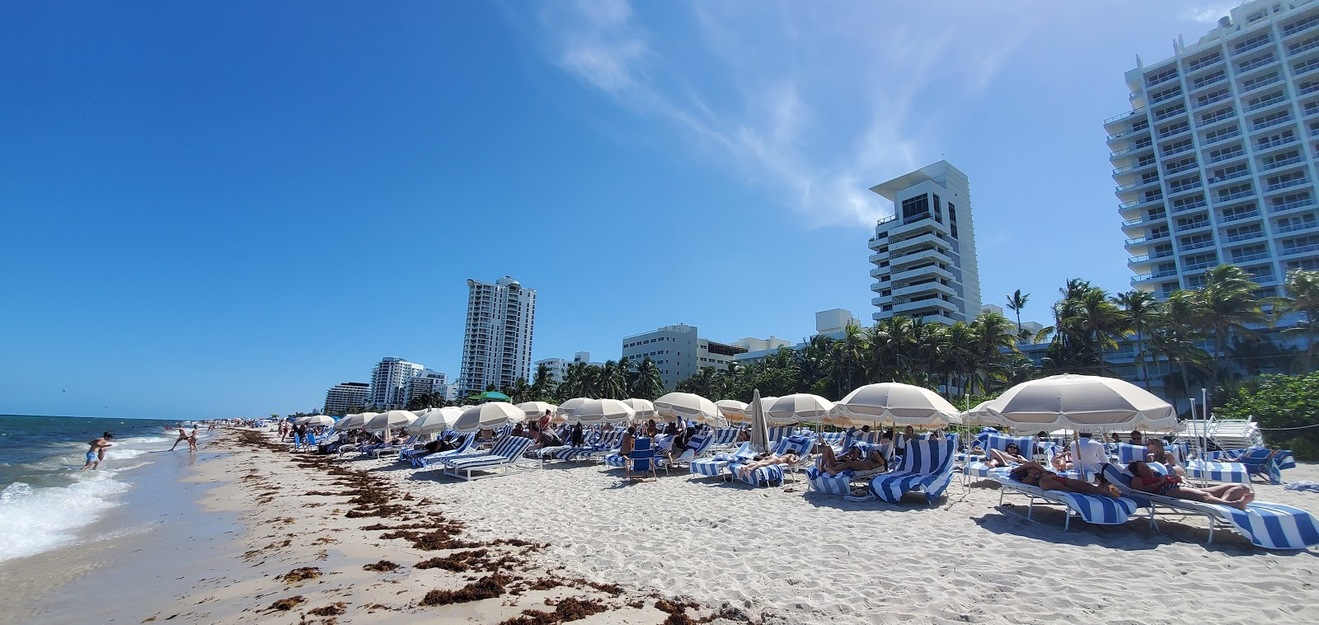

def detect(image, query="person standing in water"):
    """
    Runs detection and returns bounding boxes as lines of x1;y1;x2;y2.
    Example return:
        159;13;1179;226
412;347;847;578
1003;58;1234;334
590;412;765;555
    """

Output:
169;427;190;451
187;426;199;452
80;432;113;470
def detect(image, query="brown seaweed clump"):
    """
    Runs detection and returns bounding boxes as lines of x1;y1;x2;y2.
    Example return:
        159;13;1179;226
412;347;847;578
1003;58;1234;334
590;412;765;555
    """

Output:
362;560;401;572
267;595;305;611
307;602;347;616
276;567;321;583
419;574;512;606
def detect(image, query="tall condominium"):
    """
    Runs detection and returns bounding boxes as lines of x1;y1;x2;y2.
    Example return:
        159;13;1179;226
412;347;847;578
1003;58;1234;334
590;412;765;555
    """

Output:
1108;0;1319;299
620;324;745;391
459;276;536;395
368;357;425;409
868;160;982;324
324;381;369;416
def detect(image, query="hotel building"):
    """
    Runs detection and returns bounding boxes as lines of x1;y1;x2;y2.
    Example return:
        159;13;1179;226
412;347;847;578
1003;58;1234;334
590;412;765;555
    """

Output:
368;357;425;409
868;161;982;324
459;276;537;395
323;381;369;416
620;324;746;391
409;369;457;402
1108;0;1319;298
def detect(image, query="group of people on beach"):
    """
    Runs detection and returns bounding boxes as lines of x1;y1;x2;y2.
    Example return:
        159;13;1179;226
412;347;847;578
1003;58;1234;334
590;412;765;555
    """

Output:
169;426;199;452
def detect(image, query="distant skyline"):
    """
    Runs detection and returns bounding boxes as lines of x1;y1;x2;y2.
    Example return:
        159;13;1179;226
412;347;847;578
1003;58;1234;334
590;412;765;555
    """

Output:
0;2;1241;419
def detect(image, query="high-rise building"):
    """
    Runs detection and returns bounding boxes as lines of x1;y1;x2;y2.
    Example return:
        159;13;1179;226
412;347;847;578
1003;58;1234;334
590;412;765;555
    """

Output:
409;369;457;403
868;161;981;324
620;324;745;391
459;276;537;395
1107;0;1319;299
324;382;369;416
368;357;425;409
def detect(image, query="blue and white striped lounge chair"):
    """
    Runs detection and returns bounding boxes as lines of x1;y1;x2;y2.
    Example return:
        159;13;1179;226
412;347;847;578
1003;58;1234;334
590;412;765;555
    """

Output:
1185;458;1252;486
659;433;715;470
1234;447;1288;484
963;434;1035;484
409;433;478;467
819;431;845;449
689;442;756;480
1116;443;1149;464
438;436;534;481
990;466;1140;531
627;437;658;481
573;430;624;462
1102;463;1319;550
865;438;958;504
806;441;891;496
729;435;815;488
766;425;798;443
709;428;741;450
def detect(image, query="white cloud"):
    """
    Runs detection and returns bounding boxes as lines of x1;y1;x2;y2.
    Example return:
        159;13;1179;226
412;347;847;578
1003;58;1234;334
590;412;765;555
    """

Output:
1180;4;1236;24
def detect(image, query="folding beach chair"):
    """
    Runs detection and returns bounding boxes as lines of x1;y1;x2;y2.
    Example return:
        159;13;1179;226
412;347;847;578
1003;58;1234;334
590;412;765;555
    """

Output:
627;437;658;481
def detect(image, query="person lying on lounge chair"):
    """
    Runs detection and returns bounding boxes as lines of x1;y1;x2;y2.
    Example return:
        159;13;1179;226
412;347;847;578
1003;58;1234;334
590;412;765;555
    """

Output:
1126;461;1253;509
816;444;886;476
736;451;801;479
1051;448;1075;472
1010;461;1119;498
984;443;1028;468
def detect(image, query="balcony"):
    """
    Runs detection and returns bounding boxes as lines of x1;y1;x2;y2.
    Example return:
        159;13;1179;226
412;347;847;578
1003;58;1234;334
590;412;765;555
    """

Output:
888;232;950;255
889;247;947;271
1235;35;1274;55
1116;178;1161;193
1104;108;1147;125
1126;232;1170;245
1122;214;1165;227
1223;229;1264;243
1272;197;1316;212
1181;239;1216;251
1219;189;1256;202
1195;90;1232;108
1291;37;1319;55
1177;220;1212;232
891;280;956;299
1112;141;1156;158
1118;194;1163;209
889;263;954;284
1184;260;1220;271
1257;135;1298;150
1231;251;1272;263
1276;220;1319;234
1282;242;1319;255
1131;269;1179;283
1267;178;1310;192
1207;149;1246;164
1172;198;1208;213
1208;169;1252;185
1236;55;1277;74
1247;96;1287;112
1186;54;1222;72
1220;209;1261;223
1263;156;1304;171
1167;181;1203;195
1251;115;1294;132
1150;89;1183;105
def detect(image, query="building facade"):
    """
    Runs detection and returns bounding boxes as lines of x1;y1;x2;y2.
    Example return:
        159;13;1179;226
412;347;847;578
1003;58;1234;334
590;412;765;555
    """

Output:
368;357;425;409
620;324;746;391
868;161;982;324
324;381;369;416
459;276;537;395
1108;0;1319;299
409;369;457;403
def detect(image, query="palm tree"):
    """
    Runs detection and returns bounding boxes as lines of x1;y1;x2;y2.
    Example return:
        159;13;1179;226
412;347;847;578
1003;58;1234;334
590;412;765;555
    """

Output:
677;366;720;397
970;310;1018;394
1195;264;1266;395
631;357;665;400
838;322;865;393
1114;289;1158;389
557;361;590;401
1144;289;1208;405
1006;289;1030;338
529;363;557;401
599;360;626;399
1277;268;1319;370
506;377;531;404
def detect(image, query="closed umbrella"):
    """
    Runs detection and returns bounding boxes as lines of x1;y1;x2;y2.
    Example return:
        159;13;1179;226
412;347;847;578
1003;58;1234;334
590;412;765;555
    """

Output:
573;399;636;424
366;410;416;433
983;374;1177;432
764;393;834;424
453;402;525;433
408;407;463;436
831;383;960;428
749;389;770;454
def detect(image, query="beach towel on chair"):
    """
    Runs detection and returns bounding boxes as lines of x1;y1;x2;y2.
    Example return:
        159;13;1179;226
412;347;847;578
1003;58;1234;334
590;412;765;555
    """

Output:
868;438;956;503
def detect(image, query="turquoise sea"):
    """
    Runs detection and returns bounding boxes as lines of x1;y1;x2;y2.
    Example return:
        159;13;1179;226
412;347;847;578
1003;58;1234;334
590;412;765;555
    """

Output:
0;414;197;562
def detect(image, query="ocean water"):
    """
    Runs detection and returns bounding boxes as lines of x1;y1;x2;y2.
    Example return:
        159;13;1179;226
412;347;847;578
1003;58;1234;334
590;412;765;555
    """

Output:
0;414;197;562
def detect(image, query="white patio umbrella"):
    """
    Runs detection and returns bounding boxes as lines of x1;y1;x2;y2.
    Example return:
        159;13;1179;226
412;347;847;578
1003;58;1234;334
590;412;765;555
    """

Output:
981;374;1177;432
716;400;750;424
452;402;525;433
749;390;770;454
408;407;463;436
572;399;636;424
557;397;589;421
517;401;557;421
622;398;656;422
334;412;374;431
653;392;720;422
960;400;1001;427
764;393;834;424
296;415;335;427
831;383;960;428
366;410;416;433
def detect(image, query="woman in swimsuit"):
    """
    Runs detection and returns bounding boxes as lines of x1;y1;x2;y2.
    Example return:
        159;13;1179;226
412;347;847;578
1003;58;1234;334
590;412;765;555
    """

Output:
1144;439;1185;476
1010;461;1119;498
1126;461;1253;509
816;444;886;476
737;453;801;479
984;442;1028;468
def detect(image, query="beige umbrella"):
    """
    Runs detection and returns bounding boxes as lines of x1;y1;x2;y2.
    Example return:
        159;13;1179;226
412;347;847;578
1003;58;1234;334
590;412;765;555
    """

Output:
407;407;463;436
517;401;557;421
557;397;589;422
366;410;416;433
573;399;636;424
982;374;1177;432
653;392;720;422
334;412;373;431
716;400;750;424
960;400;1001;427
294;414;335;427
622;398;656;422
764;393;834;424
831;382;960;428
452;402;525;433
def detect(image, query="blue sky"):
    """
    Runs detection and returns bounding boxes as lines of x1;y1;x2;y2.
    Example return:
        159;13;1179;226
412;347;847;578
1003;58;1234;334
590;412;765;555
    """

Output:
1;1;1238;419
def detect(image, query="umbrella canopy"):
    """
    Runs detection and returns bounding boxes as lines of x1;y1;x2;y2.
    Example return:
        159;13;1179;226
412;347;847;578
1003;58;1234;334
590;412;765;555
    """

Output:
517;401;557;421
960;400;1001;426
474;390;511;402
334;412;374;431
366;410;416;432
831;383;960;428
764;393;834;424
296;415;335;427
408;407;463;435
452;402;525;433
573;399;636;424
621;398;656;422
716;400;750;424
653;392;720;422
749;390;770;454
981;374;1177;432
558;397;589;420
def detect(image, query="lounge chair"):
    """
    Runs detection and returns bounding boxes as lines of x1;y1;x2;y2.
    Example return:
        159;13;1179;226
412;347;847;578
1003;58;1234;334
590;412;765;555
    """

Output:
373;435;419;459
1185;458;1252;486
766;425;799;443
689;442;756;480
989;466;1140;531
963;433;1035;485
627;436;658;481
409;433;477;467
574;430;624;462
1102;463;1319;550
862;438;958;504
658;432;715;471
709;427;742;450
728;434;815;488
435;435;534;481
805;441;891;496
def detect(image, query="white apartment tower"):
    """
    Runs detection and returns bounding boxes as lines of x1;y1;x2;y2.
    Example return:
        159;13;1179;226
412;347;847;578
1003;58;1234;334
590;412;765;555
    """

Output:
620;324;746;391
1108;0;1319;299
459;276;537;395
868;161;982;324
324;381;369;416
368;357;425;409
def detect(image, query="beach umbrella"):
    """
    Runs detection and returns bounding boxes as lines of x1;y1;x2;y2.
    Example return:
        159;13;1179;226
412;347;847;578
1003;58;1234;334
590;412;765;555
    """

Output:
621;398;656;422
831;383;960;428
518;401;557;421
716;400;749;424
334;412;374;431
960;400;1001;427
749;389;770;454
296;415;335;427
764;393;834;424
452;402;524;433
558;397;589;421
408;407;463;436
653;392;720;422
982;374;1177;432
366;410;416;433
474;390;511;402
572;399;636;424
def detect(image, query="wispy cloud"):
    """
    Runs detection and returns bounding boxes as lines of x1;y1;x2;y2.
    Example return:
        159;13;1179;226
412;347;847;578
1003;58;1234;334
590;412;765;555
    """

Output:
1180;4;1236;24
521;1;1045;229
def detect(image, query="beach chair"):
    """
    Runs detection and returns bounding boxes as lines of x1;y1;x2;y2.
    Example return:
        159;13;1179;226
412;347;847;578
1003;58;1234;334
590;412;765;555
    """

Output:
709;427;741;450
727;434;815;488
437;435;534;481
658;432;714;471
805;441;892;496
766;425;798;443
963;433;1035;485
1185;457;1252;486
574;430;624;462
627;437;658;481
1116;443;1149;464
988;466;1141;531
1234;447;1286;484
373;435;419;459
689;442;756;480
863;438;958;504
409;433;477;467
1102;463;1319;550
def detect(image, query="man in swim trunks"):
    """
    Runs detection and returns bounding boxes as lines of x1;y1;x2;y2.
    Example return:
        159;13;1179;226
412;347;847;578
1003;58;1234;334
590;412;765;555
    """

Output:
169;427;189;451
80;432;114;470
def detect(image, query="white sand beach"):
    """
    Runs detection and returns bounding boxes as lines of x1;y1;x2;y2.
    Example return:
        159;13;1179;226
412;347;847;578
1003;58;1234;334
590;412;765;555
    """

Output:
6;428;1318;625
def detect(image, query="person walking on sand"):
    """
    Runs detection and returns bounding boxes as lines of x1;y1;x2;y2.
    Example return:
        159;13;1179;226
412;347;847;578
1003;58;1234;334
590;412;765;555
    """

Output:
80;432;114;470
187;426;199;452
169;427;190;451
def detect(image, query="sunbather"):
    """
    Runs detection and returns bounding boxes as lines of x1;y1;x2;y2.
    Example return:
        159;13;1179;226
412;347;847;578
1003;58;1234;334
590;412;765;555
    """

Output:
1051;448;1074;472
1010;461;1119;498
736;451;801;479
1126;461;1254;509
1145;439;1186;476
816;444;885;476
984;442;1028;468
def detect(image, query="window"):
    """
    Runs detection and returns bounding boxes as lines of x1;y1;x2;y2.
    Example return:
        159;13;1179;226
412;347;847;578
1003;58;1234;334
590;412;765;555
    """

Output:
1217;182;1254;202
1158;120;1190;137
1193;70;1226;90
1257;129;1296;149
932;194;942;223
1162;138;1194;155
1187;52;1222;72
1172;195;1207;212
1251;109;1292;130
1202;126;1239;144
948;203;958;238
1233;32;1272;55
1199;106;1235;126
1196;87;1231;107
1284;13;1319;37
901;195;929;222
1147;66;1180;86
